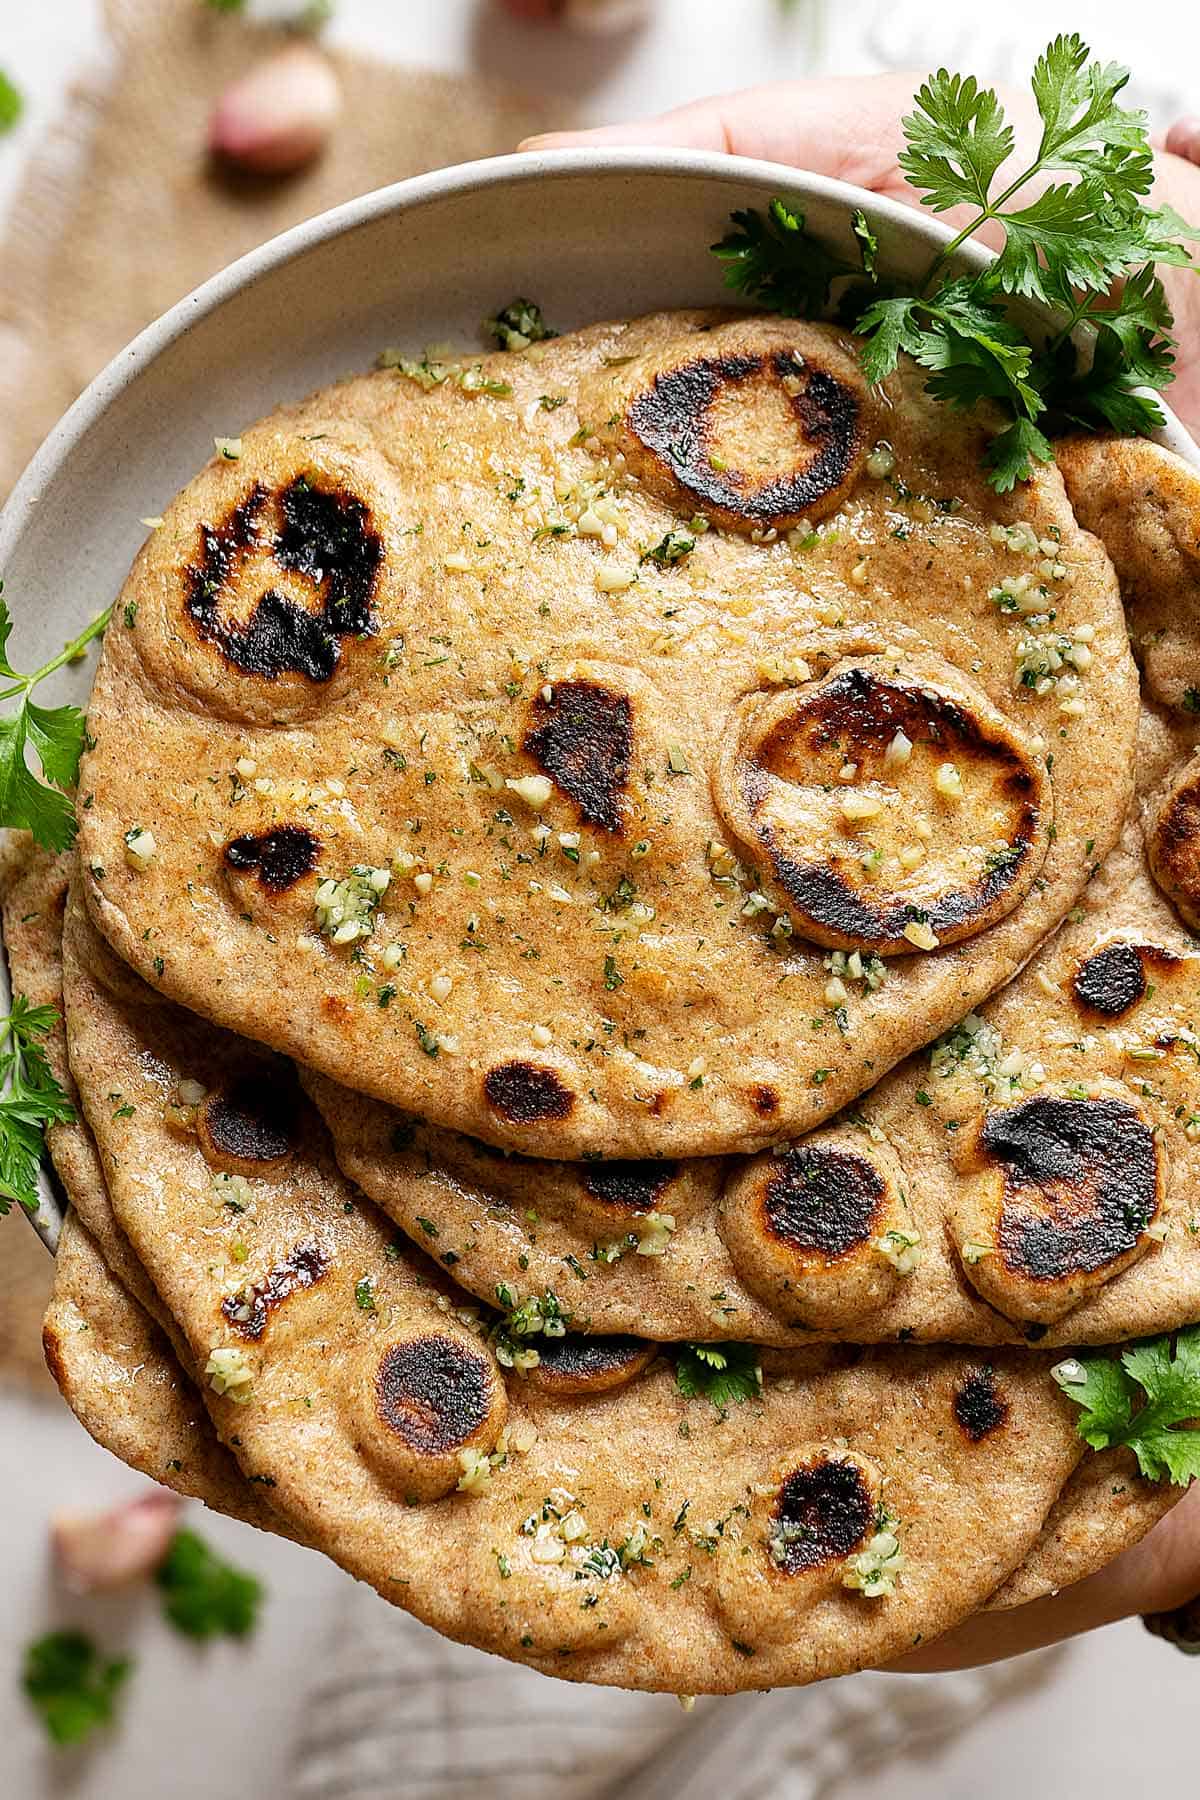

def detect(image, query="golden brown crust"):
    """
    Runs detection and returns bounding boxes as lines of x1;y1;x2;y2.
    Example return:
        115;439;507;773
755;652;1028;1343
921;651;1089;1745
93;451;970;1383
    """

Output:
43;1201;1181;1623
76;311;1137;1159
59;887;1094;1693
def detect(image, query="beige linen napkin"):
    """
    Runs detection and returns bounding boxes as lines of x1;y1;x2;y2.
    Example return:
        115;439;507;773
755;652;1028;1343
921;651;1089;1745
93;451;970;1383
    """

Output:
290;1586;1056;1800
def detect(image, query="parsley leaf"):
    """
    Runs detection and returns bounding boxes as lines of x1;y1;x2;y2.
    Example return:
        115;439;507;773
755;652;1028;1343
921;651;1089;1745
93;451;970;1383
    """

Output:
154;1529;263;1640
0;69;22;132
0;587;110;850
1053;1326;1200;1485
675;1342;763;1409
713;198;875;318
22;1631;132;1746
709;34;1198;491
0;995;76;1215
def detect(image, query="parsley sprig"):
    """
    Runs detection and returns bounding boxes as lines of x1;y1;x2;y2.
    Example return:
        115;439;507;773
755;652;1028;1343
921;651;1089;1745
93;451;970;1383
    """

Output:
713;35;1199;490
0;586;109;851
675;1342;763;1409
0;996;76;1215
22;1631;132;1747
0;69;22;132
154;1529;263;1640
1053;1327;1200;1485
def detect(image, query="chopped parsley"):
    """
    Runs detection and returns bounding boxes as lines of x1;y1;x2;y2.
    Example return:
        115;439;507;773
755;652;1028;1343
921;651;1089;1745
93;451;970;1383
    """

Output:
0;70;23;132
641;530;696;568
154;1529;263;1640
22;1631;131;1746
483;298;558;351
675;1342;763;1409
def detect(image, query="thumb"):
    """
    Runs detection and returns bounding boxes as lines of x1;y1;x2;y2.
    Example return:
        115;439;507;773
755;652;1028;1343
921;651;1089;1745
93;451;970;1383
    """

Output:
519;75;920;195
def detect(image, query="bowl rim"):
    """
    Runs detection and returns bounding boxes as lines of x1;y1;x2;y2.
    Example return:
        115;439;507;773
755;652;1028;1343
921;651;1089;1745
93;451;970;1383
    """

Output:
3;145;1195;1253
0;144;1136;543
6;142;1197;555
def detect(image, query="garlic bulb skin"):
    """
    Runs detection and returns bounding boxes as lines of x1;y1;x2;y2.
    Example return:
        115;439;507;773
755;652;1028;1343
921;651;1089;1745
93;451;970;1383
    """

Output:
209;44;342;176
495;0;654;31
52;1491;182;1594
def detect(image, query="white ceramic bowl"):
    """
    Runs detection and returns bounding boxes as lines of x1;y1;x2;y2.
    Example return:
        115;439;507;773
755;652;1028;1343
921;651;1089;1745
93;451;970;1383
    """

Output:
3;147;1196;1248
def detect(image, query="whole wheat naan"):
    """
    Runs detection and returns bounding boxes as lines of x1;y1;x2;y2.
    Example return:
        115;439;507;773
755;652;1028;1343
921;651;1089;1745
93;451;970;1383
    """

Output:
3;842;1165;1626
44;1213;283;1532
61;891;1096;1693
303;746;1200;1349
41;1211;1178;1620
77;311;1137;1159
283;440;1200;1349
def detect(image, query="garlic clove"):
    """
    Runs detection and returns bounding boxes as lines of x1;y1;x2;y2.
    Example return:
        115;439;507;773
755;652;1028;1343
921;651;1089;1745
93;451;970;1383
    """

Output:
52;1490;182;1594
563;0;653;30
495;0;652;27
209;44;342;177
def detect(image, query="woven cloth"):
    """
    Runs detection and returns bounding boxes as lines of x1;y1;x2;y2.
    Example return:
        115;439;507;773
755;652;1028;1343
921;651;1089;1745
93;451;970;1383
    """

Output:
0;0;556;499
291;1588;1055;1800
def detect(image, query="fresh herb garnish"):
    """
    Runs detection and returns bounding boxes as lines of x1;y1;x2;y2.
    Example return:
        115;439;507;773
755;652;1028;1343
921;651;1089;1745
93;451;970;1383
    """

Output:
0;996;76;1214
154;1529;263;1640
483;298;558;351
641;530;696;568
0;69;23;131
712;35;1198;489
1053;1326;1200;1484
0;587;109;850
22;1631;132;1746
675;1342;763;1409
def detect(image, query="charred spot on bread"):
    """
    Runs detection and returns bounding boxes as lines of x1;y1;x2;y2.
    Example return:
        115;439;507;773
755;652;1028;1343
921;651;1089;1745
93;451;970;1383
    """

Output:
761;1145;884;1260
580;1159;678;1213
981;1094;1159;1282
1072;943;1178;1018
768;1455;874;1575
523;681;632;832
527;1333;655;1396
953;1366;1009;1442
374;1334;493;1455
220;1240;327;1340
224;825;320;893
1148;763;1200;929
198;1075;298;1168
748;1083;780;1118
484;1061;575;1125
725;667;1044;953
186;475;381;682
627;351;864;530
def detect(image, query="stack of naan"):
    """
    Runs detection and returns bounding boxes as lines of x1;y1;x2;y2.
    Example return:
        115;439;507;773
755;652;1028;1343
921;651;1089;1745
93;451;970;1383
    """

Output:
15;308;1200;1693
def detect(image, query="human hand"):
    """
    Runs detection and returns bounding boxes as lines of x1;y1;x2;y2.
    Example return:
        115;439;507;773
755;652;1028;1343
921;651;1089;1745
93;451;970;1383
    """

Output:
524;73;1200;1667
523;74;1200;439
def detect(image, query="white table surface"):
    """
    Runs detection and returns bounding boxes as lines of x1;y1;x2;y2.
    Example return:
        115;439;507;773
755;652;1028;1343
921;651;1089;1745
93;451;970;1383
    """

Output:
2;4;1199;1795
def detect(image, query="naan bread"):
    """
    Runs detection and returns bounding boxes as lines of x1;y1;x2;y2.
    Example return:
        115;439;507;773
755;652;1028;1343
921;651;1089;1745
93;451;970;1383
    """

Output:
42;1207;1178;1620
0;840;173;1335
300;716;1200;1349
1;836;1169;1626
43;1212;282;1532
77;311;1137;1159
276;440;1200;1348
62;892;1095;1693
